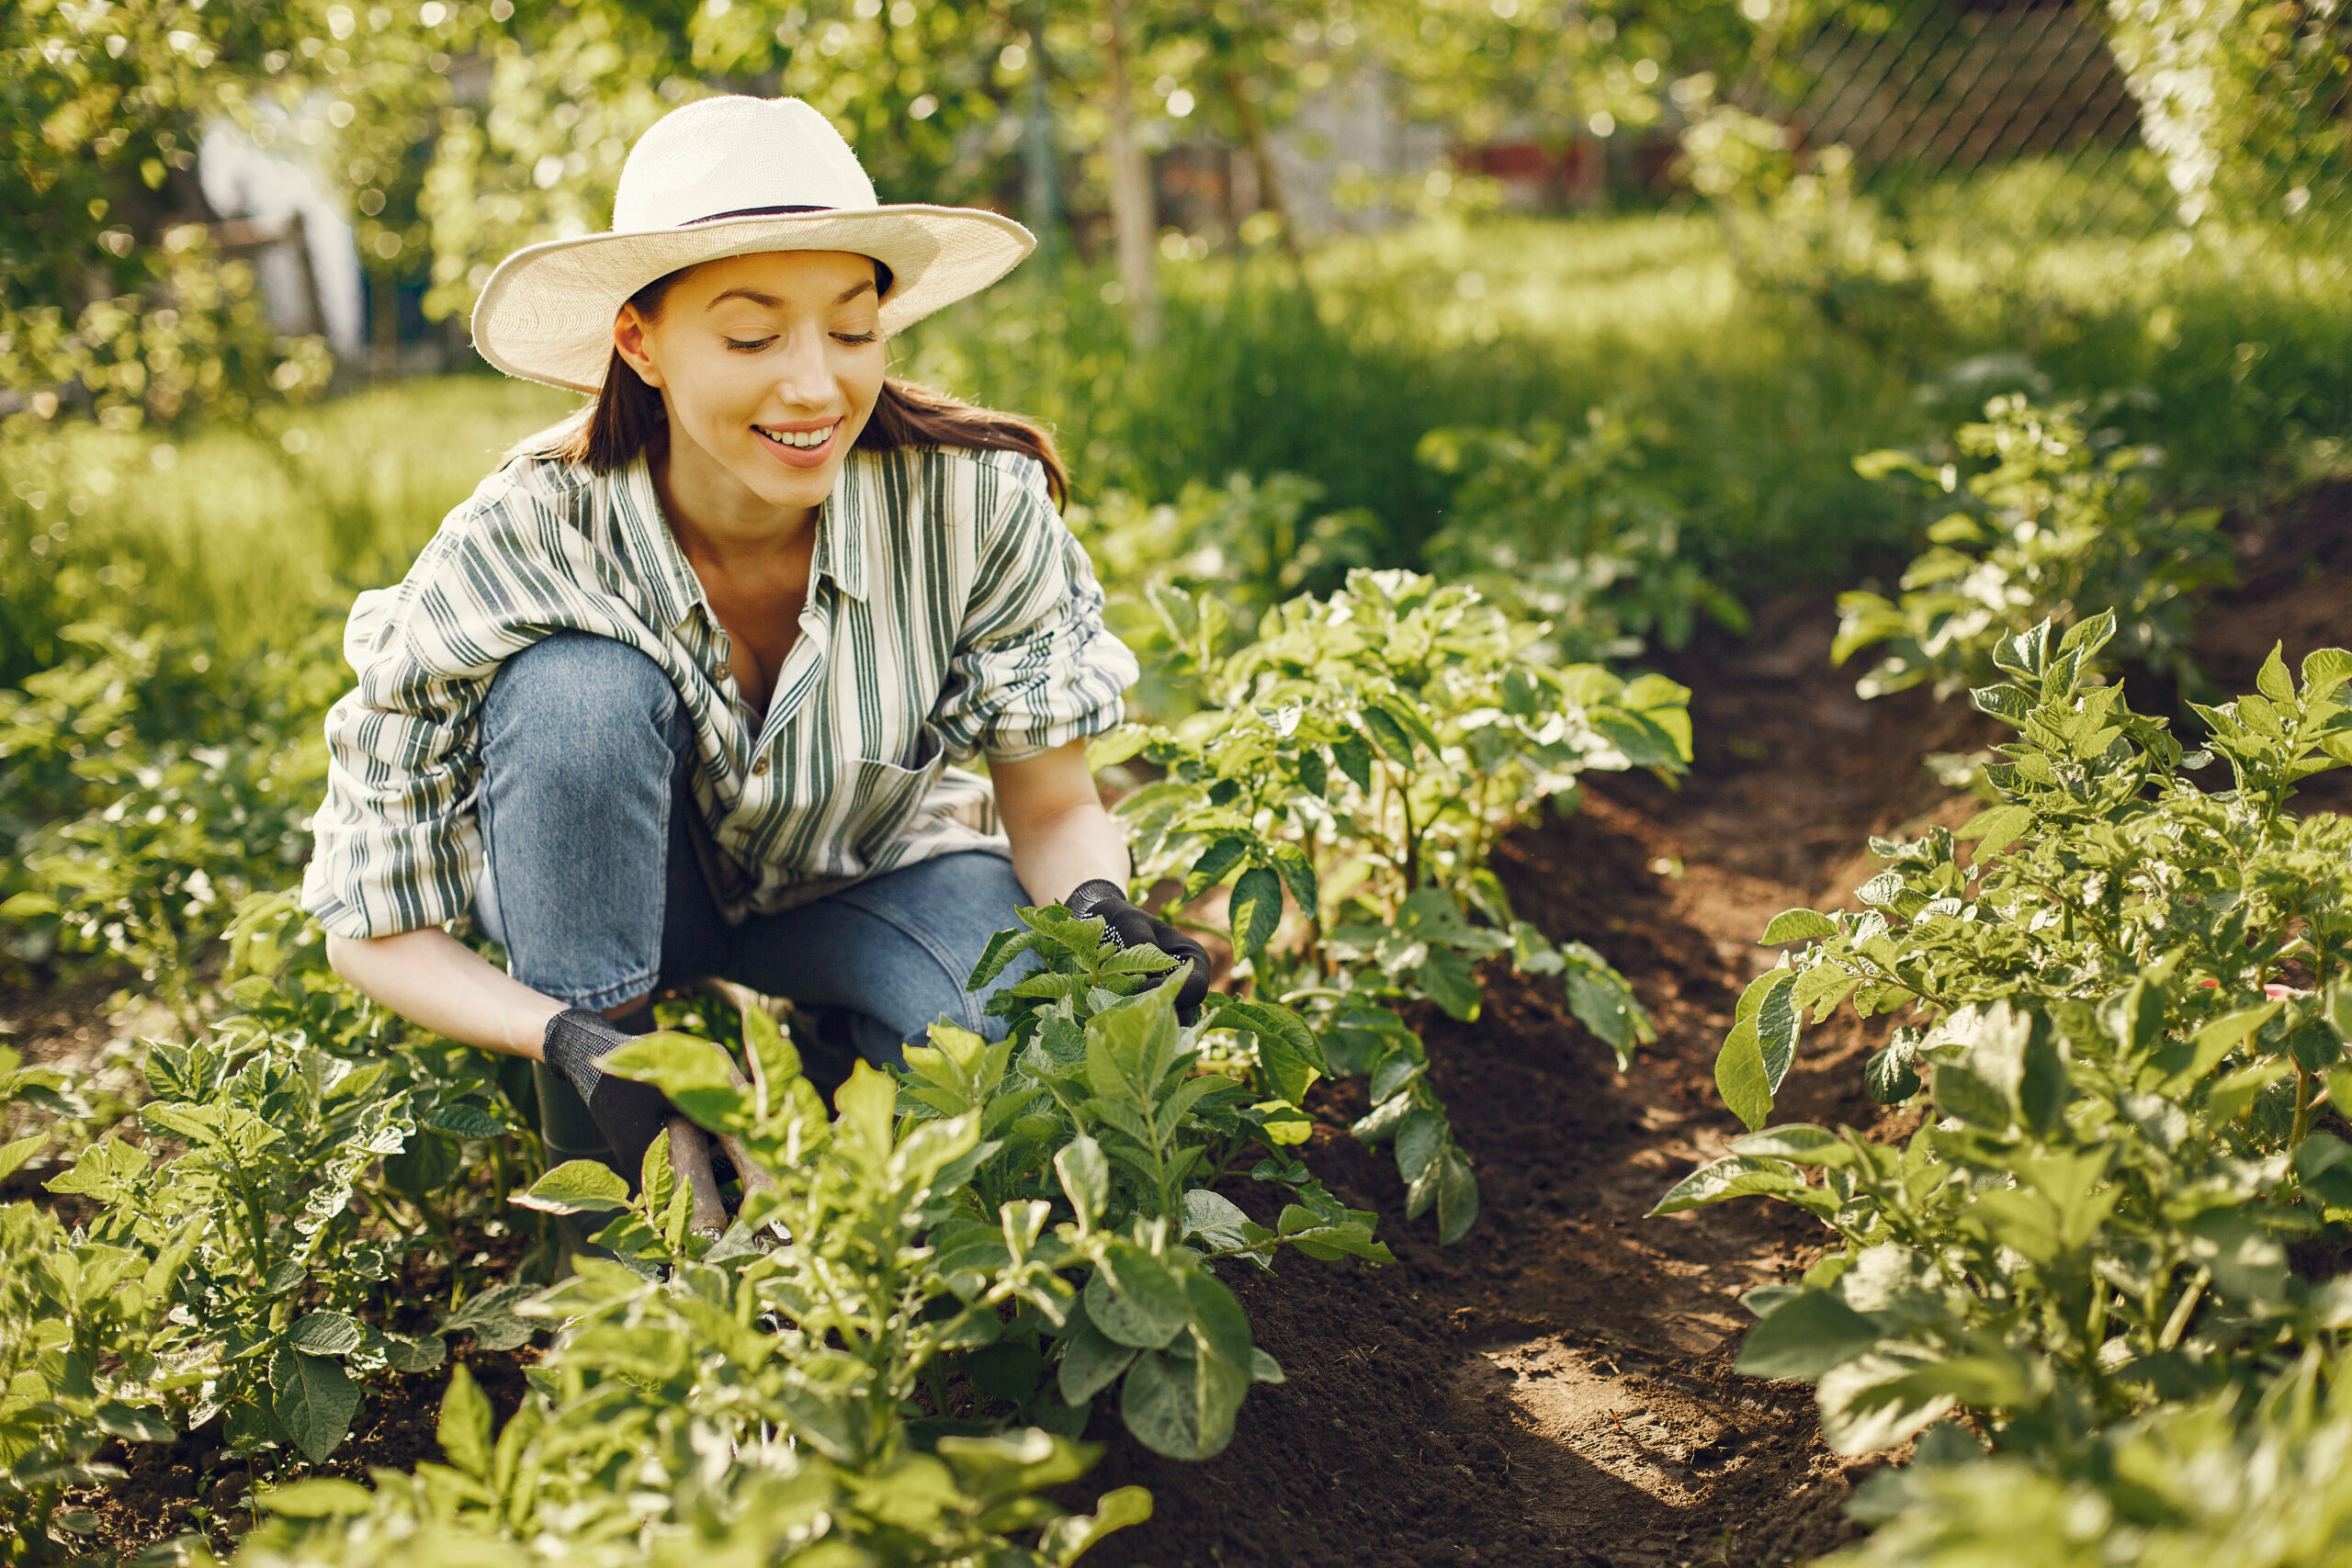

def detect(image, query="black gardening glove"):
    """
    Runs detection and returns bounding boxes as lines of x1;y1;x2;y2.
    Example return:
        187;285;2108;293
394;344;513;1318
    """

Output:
1065;879;1213;1023
541;1008;675;1189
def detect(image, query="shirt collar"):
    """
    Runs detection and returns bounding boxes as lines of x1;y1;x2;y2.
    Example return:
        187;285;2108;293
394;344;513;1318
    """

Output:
607;449;871;624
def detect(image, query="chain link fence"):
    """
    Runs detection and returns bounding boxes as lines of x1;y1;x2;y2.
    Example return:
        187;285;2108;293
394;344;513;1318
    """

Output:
1763;0;2351;249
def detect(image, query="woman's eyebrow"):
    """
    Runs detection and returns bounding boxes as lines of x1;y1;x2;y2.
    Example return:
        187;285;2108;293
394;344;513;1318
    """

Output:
704;279;876;310
706;286;783;310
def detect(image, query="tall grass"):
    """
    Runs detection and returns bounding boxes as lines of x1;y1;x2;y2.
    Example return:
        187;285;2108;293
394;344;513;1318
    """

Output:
6;206;2348;690
0;379;569;685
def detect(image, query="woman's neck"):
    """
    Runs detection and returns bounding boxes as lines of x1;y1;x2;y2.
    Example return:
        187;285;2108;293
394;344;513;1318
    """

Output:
653;438;820;581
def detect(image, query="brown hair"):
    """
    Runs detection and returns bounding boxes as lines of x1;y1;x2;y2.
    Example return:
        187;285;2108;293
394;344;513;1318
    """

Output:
542;261;1069;509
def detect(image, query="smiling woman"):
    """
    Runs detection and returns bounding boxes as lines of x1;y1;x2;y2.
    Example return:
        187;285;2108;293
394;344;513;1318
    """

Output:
305;96;1208;1196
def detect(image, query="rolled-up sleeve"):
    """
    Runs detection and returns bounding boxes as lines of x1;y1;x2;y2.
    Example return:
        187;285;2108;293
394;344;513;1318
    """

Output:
300;564;495;939
931;469;1139;762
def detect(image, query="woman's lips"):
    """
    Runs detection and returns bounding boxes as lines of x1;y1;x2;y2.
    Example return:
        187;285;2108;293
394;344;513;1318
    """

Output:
754;420;838;468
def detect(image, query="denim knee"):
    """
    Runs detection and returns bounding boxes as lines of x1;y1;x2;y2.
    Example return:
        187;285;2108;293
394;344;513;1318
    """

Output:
481;631;684;774
476;631;692;1010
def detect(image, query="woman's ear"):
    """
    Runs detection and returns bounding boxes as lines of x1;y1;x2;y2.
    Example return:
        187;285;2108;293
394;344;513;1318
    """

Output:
613;303;665;389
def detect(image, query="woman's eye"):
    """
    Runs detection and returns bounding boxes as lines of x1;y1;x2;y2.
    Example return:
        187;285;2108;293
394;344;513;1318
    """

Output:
725;336;775;352
834;330;881;344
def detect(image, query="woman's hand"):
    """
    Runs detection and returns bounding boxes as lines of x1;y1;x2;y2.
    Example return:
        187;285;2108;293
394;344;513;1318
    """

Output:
1064;878;1214;1022
992;739;1211;1021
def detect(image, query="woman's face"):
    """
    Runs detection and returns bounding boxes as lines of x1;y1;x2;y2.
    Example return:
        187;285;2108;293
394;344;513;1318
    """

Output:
614;249;887;524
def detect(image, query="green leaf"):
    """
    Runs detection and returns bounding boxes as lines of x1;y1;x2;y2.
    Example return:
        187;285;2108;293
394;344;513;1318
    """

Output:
740;1001;802;1105
1331;733;1374;792
2167;1000;2284;1090
2256;643;2296;705
0;1133;46;1181
255;1478;375;1518
1185;837;1250;898
1268;842;1320;921
1041;1486;1154;1567
286;1311;364;1357
1729;1124;1847;1163
1715;1015;1772;1132
512;1158;631;1215
1954;804;2035;859
271;1347;360;1464
439;1281;538;1353
968;924;1047;989
1760;909;1838;945
1435;1146;1478;1245
1735;1290;1882;1382
602;1032;747;1130
836;1060;898;1156
437;1363;493;1480
1057;1320;1140;1405
1864;1040;1922;1104
1362;705;1416;765
1121;1348;1212;1460
2300;647;2350;699
1417;944;1484;1021
1295;746;1329;799
1648;1155;1809;1215
1055;1135;1110;1227
1212;998;1326;1105
1183;1271;1254;1371
1086;1248;1191;1349
1180;1189;1254;1256
1228;863;1284;954
95;1401;174;1443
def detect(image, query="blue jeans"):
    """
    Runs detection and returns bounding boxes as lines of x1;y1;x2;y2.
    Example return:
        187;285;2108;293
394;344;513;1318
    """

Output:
473;632;1035;1163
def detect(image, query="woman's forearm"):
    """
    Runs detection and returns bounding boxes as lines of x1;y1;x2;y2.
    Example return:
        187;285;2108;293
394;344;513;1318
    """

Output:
992;739;1133;906
1007;799;1132;908
325;927;569;1057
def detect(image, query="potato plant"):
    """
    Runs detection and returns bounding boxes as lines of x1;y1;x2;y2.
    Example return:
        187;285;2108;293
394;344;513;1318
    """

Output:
1657;616;2352;1541
1102;568;1683;1240
1834;398;2233;700
0;623;339;1024
237;1023;1152;1568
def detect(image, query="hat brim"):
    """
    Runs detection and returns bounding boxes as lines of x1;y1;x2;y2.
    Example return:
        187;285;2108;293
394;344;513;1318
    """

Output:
469;206;1035;394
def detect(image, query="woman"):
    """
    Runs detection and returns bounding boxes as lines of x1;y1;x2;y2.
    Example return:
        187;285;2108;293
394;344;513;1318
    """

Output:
303;96;1207;1184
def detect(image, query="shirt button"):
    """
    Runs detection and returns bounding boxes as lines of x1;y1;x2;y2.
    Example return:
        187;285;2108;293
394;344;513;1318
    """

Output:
752;757;770;776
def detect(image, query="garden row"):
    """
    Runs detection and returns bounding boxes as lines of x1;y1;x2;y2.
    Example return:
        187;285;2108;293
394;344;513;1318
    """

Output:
1658;406;2352;1564
0;542;1690;1562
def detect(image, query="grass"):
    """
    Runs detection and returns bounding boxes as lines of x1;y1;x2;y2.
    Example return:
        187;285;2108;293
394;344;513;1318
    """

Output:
6;200;2350;689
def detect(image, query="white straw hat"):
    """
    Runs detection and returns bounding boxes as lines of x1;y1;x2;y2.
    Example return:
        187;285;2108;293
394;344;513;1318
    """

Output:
469;96;1035;393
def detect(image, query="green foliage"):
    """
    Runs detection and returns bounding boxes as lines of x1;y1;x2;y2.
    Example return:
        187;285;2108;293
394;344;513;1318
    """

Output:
1418;409;1749;663
0;622;340;1017
1660;622;2352;1557
1105;569;1679;1239
1825;1353;2352;1568
913;914;1388;1456
1069;470;1385;657
1836;400;2233;700
239;1032;1155;1567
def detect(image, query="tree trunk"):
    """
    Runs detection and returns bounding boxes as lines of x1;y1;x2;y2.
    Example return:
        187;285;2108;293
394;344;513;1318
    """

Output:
1101;0;1159;345
1022;0;1057;244
1220;67;1302;261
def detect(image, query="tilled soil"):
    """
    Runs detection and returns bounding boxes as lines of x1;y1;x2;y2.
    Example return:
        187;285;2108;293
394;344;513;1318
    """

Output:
19;492;2347;1566
1079;603;1951;1568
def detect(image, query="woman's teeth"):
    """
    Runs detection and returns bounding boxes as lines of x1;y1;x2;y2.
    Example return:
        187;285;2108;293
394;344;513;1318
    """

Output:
759;424;832;449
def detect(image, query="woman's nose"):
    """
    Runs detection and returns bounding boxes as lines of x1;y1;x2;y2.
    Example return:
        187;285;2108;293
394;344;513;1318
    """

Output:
768;327;836;409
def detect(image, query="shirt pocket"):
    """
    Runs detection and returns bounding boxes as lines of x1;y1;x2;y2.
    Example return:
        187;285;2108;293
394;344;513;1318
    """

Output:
846;722;949;869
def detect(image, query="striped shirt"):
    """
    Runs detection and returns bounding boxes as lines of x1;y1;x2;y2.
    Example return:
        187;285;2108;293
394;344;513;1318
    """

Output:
300;441;1138;939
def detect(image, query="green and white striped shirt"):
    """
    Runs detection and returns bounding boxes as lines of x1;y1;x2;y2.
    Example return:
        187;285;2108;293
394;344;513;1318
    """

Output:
300;441;1137;939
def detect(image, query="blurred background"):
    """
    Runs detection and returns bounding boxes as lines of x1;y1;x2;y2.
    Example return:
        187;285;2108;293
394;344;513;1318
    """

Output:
2;0;2347;690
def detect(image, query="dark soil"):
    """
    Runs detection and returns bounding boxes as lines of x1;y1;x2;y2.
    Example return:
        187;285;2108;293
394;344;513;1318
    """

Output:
16;499;2345;1568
